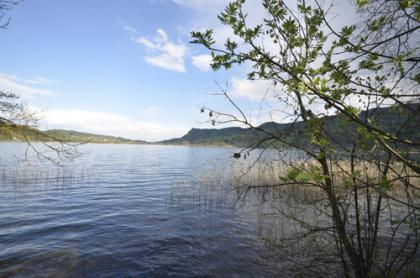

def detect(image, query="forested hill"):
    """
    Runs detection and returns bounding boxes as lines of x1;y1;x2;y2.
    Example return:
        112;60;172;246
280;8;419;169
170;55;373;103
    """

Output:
160;103;420;148
1;104;418;147
0;128;148;144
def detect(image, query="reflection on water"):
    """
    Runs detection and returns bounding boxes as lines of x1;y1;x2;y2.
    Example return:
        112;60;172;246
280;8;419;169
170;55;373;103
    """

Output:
0;143;289;277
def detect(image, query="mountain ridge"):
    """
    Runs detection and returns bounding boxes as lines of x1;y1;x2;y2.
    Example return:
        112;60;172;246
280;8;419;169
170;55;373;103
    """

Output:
1;103;418;147
160;103;420;148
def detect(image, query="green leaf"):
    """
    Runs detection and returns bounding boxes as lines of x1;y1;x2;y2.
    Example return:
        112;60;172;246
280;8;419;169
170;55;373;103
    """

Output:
379;178;392;192
356;0;369;8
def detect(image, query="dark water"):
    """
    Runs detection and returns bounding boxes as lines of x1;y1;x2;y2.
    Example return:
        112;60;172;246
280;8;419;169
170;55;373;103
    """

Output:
0;143;283;277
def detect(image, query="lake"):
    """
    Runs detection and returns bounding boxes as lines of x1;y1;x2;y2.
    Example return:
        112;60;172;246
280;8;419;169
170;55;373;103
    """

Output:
0;143;286;277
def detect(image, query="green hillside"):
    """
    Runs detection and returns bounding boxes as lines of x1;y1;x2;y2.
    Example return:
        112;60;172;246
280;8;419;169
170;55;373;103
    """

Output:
43;130;148;144
0;127;148;144
161;103;420;150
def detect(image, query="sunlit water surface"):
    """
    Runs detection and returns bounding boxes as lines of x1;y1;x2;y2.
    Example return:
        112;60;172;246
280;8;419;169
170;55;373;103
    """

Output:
0;143;286;277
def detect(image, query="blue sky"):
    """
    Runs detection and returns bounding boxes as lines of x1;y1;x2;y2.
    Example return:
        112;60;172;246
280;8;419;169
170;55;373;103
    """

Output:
0;0;355;141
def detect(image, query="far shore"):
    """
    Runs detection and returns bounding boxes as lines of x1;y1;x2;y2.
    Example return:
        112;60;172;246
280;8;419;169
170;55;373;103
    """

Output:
0;139;238;149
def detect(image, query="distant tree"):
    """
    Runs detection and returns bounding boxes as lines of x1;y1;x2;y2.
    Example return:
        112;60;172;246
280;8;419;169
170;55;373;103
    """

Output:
192;0;419;276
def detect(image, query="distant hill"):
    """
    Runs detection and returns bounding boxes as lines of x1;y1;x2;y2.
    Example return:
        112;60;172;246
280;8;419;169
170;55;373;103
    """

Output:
161;127;248;147
1;103;418;149
0;127;148;144
43;130;148;144
160;103;420;149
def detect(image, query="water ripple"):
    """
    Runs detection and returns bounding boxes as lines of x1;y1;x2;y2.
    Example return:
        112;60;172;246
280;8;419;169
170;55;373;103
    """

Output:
0;143;283;277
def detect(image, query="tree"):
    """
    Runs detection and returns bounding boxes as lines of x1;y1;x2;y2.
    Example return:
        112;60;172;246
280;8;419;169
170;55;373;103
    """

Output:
192;0;419;276
0;91;78;163
0;0;19;28
0;1;78;163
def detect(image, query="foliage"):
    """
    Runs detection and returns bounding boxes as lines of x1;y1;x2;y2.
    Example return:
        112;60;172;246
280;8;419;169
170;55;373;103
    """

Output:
191;0;420;276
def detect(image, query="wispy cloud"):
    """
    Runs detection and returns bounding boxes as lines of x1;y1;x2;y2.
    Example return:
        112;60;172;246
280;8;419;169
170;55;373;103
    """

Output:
25;76;56;85
117;20;138;35
37;108;188;141
135;37;156;49
134;28;187;73
118;20;217;74
0;73;56;98
155;28;168;42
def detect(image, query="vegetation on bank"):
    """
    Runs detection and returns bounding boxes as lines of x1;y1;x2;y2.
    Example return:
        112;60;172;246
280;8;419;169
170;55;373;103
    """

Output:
191;0;420;276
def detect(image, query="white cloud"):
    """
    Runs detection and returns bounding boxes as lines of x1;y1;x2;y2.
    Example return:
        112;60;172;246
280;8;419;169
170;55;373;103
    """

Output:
37;108;188;142
230;77;275;101
192;54;212;72
134;28;187;73
117;20;138;35
0;73;55;98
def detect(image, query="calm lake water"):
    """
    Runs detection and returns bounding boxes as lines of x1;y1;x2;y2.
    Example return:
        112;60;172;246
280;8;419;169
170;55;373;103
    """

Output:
0;143;286;277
